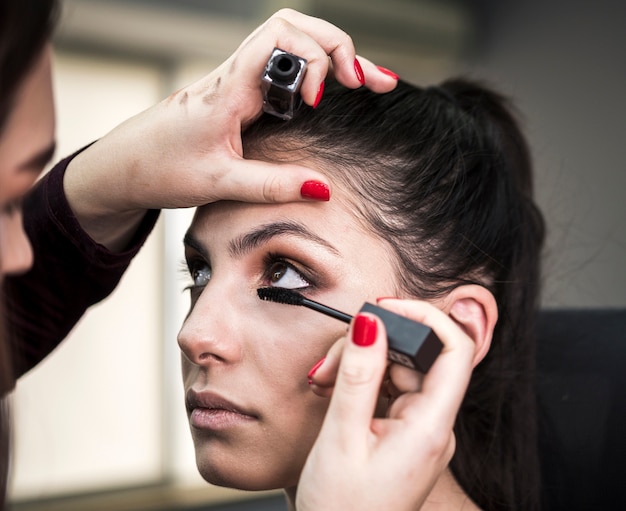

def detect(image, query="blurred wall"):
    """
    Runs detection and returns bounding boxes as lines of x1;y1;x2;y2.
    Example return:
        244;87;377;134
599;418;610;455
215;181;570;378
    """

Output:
464;0;626;307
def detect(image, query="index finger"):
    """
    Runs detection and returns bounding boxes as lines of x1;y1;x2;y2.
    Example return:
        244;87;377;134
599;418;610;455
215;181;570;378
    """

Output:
319;313;389;450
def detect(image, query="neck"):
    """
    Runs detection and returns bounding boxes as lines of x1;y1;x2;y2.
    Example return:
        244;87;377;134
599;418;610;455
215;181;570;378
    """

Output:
420;469;481;510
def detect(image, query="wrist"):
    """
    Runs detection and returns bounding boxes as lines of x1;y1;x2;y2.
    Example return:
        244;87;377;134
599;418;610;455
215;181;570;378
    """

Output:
64;141;148;252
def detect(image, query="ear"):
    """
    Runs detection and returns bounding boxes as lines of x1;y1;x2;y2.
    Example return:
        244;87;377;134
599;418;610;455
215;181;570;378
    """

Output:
441;285;498;368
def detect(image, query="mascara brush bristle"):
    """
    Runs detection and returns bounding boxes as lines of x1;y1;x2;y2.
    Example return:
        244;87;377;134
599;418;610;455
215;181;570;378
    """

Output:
257;287;305;305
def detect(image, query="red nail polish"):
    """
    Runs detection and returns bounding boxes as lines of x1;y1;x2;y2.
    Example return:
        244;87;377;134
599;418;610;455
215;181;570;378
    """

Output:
352;314;377;347
307;357;326;380
354;58;365;85
313;81;325;109
376;65;399;80
300;180;330;201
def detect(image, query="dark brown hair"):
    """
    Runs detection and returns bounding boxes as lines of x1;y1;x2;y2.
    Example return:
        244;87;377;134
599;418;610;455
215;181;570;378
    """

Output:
0;1;60;506
243;78;545;510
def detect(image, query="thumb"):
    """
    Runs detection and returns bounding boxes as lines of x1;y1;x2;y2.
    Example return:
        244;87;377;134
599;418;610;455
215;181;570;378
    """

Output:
213;157;331;203
320;313;388;448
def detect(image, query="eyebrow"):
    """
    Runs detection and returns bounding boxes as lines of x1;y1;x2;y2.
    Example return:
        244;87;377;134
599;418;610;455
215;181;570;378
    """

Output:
19;141;57;173
183;220;340;259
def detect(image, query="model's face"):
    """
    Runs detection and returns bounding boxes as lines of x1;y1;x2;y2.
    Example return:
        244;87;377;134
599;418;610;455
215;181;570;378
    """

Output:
178;185;399;491
0;45;56;279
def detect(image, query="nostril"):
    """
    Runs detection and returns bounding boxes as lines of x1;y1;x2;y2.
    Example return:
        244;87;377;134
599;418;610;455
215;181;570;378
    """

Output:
197;352;217;363
178;329;229;366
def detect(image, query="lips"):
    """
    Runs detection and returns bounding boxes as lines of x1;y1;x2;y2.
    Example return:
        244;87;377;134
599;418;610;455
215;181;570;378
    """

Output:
186;389;258;430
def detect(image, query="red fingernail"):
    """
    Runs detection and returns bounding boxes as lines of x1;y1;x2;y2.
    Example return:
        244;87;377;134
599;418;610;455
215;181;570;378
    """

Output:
352;314;377;347
354;58;365;85
376;296;398;303
307;357;326;384
300;180;330;201
376;65;399;80
313;81;325;109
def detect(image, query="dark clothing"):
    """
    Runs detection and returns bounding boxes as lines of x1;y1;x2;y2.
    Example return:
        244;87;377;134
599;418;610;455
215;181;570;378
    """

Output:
2;149;159;384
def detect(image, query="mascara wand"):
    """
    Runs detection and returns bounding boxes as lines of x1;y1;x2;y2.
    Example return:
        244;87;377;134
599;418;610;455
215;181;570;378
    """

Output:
257;287;442;373
258;287;352;323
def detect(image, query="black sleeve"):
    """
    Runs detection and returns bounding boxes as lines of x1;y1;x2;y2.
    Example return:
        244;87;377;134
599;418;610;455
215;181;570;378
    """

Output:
2;147;160;382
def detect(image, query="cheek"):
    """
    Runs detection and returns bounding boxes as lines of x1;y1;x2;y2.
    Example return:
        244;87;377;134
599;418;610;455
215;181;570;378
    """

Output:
258;314;346;386
243;313;341;434
261;318;342;438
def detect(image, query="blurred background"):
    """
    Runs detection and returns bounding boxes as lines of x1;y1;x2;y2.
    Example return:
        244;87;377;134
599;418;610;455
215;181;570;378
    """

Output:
8;0;626;510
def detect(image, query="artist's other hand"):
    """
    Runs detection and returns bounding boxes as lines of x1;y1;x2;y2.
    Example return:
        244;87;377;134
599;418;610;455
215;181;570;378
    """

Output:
298;299;475;511
63;8;398;251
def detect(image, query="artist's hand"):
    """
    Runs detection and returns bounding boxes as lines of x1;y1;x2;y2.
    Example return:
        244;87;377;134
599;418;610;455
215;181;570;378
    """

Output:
63;8;398;251
298;299;475;511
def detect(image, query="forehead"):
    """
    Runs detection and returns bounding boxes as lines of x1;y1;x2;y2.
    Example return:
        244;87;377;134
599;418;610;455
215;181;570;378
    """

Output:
191;195;361;247
189;192;396;276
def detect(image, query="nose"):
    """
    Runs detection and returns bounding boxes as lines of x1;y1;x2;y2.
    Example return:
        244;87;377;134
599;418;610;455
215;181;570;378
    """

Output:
177;288;244;367
0;210;34;277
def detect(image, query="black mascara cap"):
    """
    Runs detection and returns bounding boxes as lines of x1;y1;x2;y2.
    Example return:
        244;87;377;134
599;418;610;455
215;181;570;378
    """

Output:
359;302;443;372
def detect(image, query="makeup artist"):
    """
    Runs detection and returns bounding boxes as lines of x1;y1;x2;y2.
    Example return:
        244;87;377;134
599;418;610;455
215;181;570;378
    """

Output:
1;2;464;510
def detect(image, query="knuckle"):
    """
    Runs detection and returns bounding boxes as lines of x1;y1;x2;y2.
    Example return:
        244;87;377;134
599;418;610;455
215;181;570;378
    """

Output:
339;363;376;390
330;31;355;59
273;7;296;19
341;32;354;50
262;174;284;202
265;13;291;32
423;429;454;461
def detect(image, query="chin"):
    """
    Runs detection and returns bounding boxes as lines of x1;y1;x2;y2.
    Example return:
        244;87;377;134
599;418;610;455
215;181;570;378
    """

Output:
195;450;304;492
197;463;286;492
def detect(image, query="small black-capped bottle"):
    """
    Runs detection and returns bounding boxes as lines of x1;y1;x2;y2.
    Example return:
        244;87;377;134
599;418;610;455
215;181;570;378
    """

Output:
261;48;307;120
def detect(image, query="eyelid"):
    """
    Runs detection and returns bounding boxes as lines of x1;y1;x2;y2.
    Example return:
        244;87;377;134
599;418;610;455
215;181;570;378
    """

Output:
183;244;209;268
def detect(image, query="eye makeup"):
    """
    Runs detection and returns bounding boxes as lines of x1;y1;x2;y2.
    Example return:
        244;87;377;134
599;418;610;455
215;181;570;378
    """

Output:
181;246;319;309
262;254;313;290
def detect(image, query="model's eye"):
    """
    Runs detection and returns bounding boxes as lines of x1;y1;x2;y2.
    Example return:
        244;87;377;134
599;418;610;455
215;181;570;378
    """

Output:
267;261;310;290
186;260;211;289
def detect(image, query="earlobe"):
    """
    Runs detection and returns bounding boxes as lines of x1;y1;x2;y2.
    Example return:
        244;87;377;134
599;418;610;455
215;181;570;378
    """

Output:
444;285;498;368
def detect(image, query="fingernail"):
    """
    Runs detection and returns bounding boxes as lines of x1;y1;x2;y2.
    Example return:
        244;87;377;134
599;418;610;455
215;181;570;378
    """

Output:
300;180;330;201
376;65;399;80
354;58;365;85
307;357;326;384
352;314;377;347
313;81;325;109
